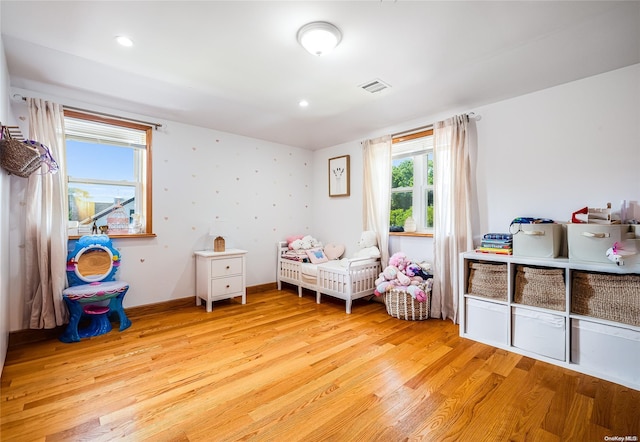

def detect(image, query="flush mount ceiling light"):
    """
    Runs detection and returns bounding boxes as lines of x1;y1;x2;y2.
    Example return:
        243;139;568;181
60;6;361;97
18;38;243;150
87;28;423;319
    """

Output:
297;21;342;56
115;35;133;47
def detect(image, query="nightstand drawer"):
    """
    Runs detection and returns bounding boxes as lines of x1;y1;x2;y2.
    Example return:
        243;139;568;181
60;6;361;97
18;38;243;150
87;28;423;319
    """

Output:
211;257;242;277
211;275;243;296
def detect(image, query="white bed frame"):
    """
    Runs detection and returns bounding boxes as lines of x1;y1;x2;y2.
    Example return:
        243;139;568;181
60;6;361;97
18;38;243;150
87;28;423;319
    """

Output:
276;241;381;313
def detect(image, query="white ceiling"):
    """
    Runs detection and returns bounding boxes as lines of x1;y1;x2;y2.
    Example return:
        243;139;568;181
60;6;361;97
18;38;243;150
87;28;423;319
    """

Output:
2;1;639;149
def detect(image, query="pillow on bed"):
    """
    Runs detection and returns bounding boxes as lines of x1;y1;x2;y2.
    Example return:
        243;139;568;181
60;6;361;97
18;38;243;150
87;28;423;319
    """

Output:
306;248;328;264
323;243;345;260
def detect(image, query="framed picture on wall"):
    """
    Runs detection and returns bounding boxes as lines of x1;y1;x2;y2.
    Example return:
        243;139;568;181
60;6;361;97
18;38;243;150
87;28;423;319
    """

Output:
328;155;350;197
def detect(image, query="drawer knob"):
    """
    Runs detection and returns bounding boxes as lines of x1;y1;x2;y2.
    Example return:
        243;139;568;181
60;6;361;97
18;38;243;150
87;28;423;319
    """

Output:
226;284;230;288
226;265;230;269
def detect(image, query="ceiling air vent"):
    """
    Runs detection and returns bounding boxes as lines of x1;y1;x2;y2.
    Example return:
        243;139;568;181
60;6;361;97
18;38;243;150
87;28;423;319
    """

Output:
359;79;391;93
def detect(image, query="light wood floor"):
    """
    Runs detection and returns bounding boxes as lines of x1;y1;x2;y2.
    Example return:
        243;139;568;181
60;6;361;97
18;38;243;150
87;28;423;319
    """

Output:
2;288;639;441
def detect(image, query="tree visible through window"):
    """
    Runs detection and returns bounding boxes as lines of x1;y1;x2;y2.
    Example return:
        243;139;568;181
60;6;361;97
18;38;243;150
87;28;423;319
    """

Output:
64;111;153;236
390;130;433;233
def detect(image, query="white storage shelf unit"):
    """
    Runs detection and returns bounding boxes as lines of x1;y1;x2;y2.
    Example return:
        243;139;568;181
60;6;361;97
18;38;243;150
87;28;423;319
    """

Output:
460;251;640;390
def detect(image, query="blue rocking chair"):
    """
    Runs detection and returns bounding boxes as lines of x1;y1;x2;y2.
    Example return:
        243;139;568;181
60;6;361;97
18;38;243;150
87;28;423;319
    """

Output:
60;234;131;343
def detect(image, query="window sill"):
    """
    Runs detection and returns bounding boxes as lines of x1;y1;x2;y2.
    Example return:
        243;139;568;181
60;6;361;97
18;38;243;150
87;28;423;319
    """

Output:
389;232;433;238
68;233;157;240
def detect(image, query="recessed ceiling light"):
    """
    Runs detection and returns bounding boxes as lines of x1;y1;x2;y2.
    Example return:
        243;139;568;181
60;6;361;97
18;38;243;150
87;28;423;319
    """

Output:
299;100;309;107
116;36;133;47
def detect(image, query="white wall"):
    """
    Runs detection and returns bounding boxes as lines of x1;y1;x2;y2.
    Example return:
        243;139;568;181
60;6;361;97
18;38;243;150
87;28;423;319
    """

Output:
0;33;10;374
313;64;640;265
7;91;314;331
4;63;639;333
311;143;366;257
474;64;640;232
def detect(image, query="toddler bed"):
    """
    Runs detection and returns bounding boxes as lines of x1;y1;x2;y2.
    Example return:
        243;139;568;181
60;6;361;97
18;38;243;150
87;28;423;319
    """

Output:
276;240;381;314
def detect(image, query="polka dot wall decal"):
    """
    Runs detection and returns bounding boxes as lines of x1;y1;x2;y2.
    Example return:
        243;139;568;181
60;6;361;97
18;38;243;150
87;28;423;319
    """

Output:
255;216;258;219
192;227;196;230
216;190;219;193
164;159;168;162
236;177;240;180
192;147;196;151
140;258;145;263
164;187;168;191
215;215;220;219
192;174;196;178
216;139;220;142
164;216;169;220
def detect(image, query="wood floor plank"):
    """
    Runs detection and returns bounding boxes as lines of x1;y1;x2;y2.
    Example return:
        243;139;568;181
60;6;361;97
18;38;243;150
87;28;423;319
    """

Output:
1;288;639;441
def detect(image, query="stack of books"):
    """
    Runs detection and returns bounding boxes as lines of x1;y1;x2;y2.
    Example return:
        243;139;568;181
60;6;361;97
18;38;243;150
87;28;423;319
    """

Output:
476;233;513;255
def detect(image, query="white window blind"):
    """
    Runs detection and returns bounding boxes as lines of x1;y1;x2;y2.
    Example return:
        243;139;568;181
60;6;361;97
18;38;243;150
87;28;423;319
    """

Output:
64;117;147;149
393;136;433;158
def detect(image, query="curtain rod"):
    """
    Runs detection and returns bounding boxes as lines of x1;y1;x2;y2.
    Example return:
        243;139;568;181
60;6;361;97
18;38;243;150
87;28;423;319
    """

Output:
13;94;163;130
391;112;481;138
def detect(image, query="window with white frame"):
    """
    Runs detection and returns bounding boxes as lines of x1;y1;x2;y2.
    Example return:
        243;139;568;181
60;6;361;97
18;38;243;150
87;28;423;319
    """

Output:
390;130;434;233
64;111;153;236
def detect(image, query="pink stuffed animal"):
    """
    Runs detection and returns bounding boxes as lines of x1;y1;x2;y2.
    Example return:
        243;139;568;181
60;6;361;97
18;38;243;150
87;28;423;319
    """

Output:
388;252;409;272
375;252;430;297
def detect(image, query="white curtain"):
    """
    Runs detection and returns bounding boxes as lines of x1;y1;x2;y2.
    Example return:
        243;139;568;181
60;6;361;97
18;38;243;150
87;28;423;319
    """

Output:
432;115;475;322
25;98;68;328
362;135;392;267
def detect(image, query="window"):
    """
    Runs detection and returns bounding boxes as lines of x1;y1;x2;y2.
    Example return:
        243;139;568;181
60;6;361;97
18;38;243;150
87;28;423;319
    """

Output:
64;110;153;237
390;129;433;234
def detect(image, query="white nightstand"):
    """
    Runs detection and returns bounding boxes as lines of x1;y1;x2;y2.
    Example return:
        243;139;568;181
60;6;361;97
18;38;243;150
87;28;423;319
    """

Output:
194;249;248;312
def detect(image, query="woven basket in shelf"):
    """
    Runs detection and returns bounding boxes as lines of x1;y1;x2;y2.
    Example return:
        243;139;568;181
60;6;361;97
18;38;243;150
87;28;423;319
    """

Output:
514;266;565;311
385;282;431;321
572;272;640;327
467;262;507;301
0;138;42;177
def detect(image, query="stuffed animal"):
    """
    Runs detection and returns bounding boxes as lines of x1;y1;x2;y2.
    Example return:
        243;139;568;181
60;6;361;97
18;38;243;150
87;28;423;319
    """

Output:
606;241;635;266
287;234;304;249
290;235;322;250
375;265;401;295
389;252;409;272
352;230;381;259
374;252;430;296
406;285;426;302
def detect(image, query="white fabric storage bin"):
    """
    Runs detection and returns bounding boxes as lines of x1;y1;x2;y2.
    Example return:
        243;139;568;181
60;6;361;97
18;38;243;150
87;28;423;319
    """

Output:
513;223;563;258
571;319;640;386
465;298;508;346
567;224;629;264
512;307;565;360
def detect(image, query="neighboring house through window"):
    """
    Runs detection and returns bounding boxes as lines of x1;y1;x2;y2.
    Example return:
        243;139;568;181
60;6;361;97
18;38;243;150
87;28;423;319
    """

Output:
390;129;433;234
64;110;153;236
